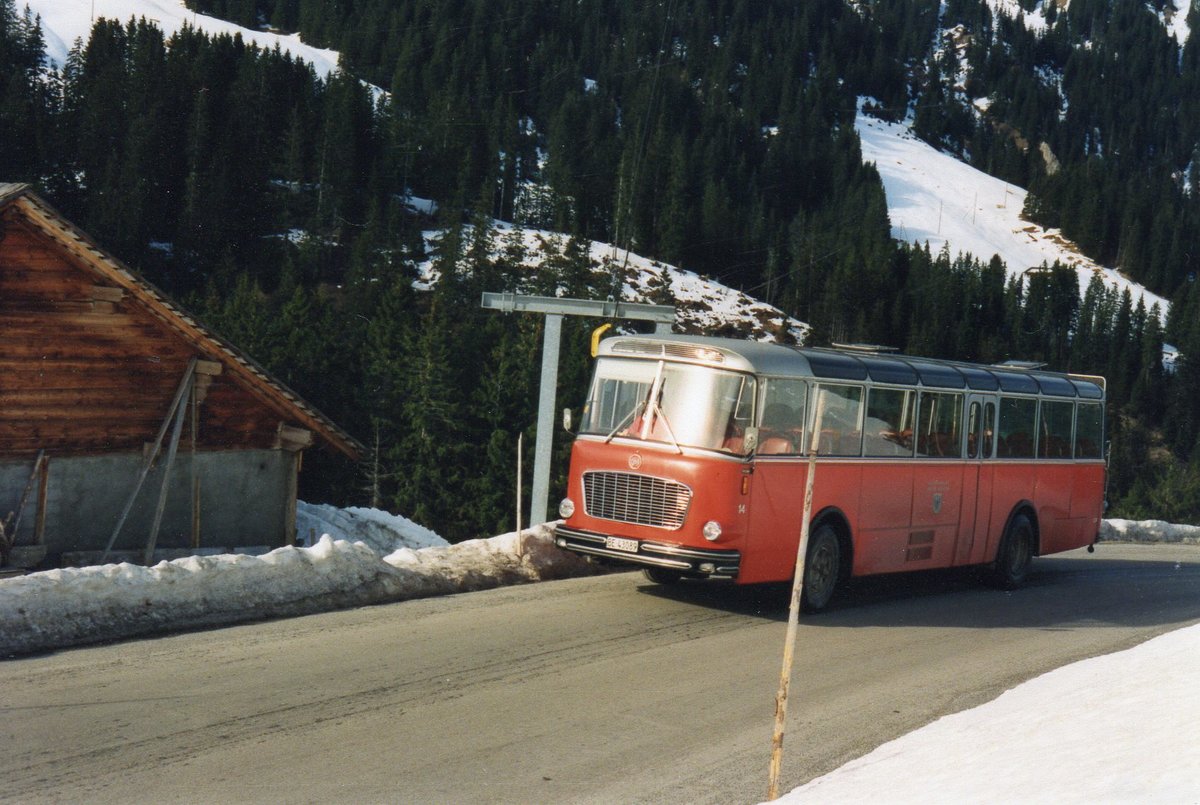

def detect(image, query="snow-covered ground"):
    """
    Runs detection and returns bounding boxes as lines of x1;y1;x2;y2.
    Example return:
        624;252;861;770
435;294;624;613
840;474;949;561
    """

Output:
775;621;1200;803
2;509;1197;798
26;0;342;76
0;509;594;657
0;511;1182;658
855;102;1170;315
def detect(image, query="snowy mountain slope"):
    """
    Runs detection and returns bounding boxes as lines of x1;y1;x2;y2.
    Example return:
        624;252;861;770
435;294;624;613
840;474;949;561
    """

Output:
27;3;1170;333
26;0;342;76
418;222;810;343
855;102;1170;315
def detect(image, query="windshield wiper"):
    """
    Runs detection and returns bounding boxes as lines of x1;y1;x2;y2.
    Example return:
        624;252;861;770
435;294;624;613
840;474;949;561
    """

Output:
638;364;683;455
648;397;684;455
603;362;682;454
604;399;646;443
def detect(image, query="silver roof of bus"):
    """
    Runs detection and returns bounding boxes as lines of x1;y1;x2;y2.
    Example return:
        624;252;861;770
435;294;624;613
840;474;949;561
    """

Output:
597;334;1105;399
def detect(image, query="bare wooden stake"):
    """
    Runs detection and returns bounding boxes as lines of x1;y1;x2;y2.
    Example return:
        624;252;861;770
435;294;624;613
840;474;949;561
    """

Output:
767;434;820;800
143;371;193;565
34;455;49;546
190;384;200;549
516;432;524;543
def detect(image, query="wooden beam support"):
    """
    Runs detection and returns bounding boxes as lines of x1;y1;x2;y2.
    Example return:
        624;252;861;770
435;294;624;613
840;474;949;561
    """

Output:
102;359;197;563
283;450;299;547
34;455;49;546
194;360;223;376
275;423;314;452
88;285;124;303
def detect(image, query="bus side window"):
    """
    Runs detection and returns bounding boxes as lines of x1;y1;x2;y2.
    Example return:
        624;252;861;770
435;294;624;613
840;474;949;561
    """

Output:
1075;403;1104;458
915;391;962;458
813;384;863;456
758;379;807;454
966;401;981;459
983;402;996;458
997;397;1037;458
864;387;914;457
1039;400;1074;459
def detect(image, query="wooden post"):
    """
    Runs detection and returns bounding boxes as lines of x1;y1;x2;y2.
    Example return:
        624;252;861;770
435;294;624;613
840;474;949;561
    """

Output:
143;371;193;565
283;450;300;548
34;455;49;546
190;384;200;549
767;430;820;800
516;432;523;551
6;450;46;542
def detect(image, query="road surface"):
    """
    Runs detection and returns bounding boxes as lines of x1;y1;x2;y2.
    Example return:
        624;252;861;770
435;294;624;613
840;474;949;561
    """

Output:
3;543;1200;803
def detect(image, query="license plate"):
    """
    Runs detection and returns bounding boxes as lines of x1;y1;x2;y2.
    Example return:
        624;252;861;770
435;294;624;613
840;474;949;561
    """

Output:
605;537;639;553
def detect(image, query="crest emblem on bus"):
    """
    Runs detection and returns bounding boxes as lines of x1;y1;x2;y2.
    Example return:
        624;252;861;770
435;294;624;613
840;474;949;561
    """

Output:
628;454;643;470
932;493;943;514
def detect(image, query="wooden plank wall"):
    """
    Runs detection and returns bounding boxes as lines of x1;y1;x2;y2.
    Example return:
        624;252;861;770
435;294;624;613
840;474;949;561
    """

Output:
0;212;286;458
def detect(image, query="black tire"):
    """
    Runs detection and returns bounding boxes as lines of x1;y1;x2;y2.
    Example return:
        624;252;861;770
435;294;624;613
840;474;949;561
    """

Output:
987;512;1034;590
801;524;841;612
643;567;683;585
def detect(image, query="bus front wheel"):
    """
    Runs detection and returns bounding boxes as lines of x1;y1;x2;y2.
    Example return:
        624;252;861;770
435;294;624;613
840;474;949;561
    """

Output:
643;567;683;585
987;512;1034;590
802;524;841;612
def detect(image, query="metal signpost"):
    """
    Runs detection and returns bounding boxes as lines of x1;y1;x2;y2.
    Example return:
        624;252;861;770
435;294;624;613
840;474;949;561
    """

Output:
480;292;675;525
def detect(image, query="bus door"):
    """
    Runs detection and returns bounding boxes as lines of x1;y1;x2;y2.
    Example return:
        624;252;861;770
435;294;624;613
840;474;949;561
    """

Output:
956;394;997;565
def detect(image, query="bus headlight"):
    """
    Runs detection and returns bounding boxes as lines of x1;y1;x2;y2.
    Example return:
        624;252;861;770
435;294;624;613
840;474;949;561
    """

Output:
558;498;576;519
702;520;723;542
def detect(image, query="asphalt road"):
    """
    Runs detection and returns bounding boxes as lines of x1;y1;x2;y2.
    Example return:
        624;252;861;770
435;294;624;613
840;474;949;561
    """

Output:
3;543;1200;804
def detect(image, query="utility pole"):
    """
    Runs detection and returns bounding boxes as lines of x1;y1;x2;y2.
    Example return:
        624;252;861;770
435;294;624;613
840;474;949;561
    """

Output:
480;292;675;525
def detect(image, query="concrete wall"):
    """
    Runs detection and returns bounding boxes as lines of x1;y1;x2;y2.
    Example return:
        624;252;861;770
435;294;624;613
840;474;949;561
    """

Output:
0;449;297;557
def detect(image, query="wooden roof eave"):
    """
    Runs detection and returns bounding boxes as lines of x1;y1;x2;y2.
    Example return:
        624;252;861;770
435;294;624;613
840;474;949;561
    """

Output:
3;189;363;461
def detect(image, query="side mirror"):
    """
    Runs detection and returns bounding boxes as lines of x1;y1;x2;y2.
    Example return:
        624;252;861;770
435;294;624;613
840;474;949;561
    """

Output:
562;408;574;433
742;426;759;453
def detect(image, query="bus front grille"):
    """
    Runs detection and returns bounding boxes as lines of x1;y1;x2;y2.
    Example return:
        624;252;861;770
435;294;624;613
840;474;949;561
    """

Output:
582;471;692;529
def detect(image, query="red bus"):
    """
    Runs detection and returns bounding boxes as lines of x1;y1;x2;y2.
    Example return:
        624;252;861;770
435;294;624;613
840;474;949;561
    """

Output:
554;335;1106;610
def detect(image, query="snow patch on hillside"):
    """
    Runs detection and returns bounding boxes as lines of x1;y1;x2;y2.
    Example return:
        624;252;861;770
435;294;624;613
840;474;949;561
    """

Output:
983;0;1050;33
1158;0;1192;45
418;221;809;343
28;0;342;77
855;101;1170;316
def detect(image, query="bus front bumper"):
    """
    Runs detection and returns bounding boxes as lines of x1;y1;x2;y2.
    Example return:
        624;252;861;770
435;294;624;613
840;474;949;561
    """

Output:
553;525;741;579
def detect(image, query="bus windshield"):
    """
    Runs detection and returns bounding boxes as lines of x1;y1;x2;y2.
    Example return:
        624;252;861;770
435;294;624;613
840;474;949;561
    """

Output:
580;358;756;453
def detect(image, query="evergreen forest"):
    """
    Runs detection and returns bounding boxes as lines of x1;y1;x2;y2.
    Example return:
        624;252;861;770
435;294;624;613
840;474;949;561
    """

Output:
3;0;1200;537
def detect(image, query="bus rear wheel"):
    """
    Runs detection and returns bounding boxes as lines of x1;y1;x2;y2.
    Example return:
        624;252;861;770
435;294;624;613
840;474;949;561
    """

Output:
802;524;841;612
643;567;683;585
987;512;1034;590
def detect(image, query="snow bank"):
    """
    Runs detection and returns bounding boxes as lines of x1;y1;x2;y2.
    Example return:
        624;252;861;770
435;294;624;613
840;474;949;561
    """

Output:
295;500;447;553
775;622;1200;803
1;515;1193;657
0;524;593;657
1100;519;1200;545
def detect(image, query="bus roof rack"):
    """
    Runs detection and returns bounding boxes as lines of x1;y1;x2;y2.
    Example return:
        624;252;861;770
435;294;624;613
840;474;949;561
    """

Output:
995;360;1047;370
830;342;899;354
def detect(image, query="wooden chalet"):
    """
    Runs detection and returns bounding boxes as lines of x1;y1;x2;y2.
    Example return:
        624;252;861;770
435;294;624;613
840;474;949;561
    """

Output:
0;183;362;567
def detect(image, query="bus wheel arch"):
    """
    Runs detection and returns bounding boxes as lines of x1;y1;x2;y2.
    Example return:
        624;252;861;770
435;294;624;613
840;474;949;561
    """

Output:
802;509;852;612
987;505;1038;590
